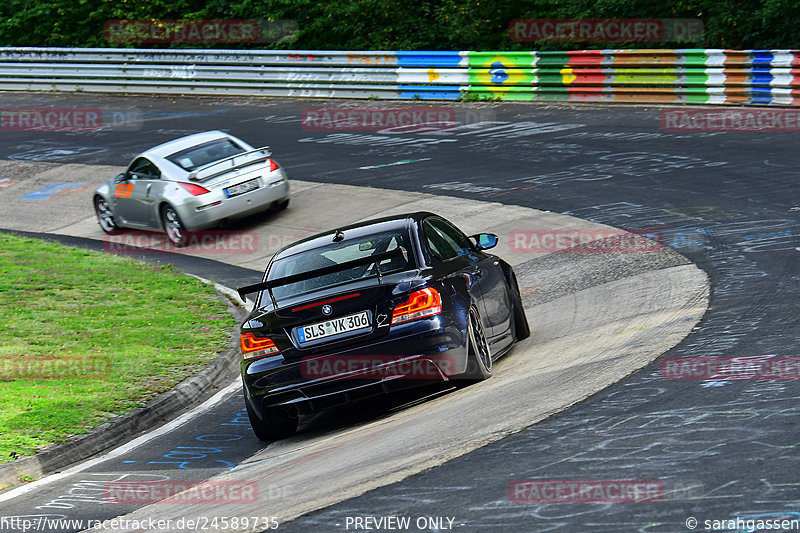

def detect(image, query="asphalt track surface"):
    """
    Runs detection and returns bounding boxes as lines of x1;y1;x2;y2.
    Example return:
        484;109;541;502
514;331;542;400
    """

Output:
0;93;798;532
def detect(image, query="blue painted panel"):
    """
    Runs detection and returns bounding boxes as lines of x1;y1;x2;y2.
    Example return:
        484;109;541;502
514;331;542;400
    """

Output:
398;85;461;99
751;51;774;67
397;51;462;68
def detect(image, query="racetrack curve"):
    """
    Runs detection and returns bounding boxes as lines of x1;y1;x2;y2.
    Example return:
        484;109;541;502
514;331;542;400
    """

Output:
0;93;796;532
0;167;706;531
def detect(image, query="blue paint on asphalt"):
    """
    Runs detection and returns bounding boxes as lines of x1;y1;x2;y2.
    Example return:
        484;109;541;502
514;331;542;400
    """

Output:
20;182;83;199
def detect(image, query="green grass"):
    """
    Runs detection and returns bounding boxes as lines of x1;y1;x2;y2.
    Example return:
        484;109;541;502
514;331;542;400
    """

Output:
0;233;235;463
456;92;503;102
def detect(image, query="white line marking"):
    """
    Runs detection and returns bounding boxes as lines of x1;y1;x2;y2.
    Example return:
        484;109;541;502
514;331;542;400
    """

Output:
359;158;431;170
186;273;254;312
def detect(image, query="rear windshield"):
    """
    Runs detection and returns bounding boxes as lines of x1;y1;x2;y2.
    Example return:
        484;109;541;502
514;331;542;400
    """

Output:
166;138;245;171
266;230;413;302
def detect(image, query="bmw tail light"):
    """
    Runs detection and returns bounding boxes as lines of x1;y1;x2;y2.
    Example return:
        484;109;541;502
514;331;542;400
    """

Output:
240;332;280;360
178;182;211;196
268;159;280;172
391;287;442;325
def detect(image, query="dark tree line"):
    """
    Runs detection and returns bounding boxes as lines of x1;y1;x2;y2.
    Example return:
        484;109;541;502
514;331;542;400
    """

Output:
1;0;797;49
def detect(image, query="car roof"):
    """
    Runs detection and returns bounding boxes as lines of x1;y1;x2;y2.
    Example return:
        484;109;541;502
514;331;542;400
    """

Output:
130;130;256;179
140;130;250;160
273;211;437;260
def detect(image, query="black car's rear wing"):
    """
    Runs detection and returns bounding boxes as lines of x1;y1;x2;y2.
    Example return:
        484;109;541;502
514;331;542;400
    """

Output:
237;246;409;308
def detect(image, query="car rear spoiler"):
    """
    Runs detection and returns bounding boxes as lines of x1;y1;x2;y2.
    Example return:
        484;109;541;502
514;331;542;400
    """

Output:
187;146;272;182
237;246;409;308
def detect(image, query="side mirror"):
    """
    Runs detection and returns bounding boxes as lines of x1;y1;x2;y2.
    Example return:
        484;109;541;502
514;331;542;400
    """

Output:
471;233;498;250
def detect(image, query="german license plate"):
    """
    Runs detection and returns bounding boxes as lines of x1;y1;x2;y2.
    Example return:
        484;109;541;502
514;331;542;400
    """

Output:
224;178;259;198
296;311;371;343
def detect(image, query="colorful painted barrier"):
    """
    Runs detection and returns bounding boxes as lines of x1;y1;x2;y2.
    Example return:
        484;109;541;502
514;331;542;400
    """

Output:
0;48;798;105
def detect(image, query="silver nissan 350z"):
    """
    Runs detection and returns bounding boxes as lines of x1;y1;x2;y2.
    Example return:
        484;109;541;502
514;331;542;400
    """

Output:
93;130;290;246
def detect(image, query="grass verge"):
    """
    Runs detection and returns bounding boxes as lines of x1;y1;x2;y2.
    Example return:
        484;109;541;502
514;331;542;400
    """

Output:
0;233;235;463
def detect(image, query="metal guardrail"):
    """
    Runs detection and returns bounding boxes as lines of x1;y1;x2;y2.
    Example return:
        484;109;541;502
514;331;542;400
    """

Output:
1;47;798;105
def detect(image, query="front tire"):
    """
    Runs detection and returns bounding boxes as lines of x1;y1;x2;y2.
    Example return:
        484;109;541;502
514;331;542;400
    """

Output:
245;398;298;442
161;205;189;247
455;307;493;384
94;196;121;235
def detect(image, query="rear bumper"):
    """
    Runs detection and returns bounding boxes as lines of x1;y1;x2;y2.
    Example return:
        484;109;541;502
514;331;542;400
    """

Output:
257;358;450;422
242;314;467;421
175;172;289;231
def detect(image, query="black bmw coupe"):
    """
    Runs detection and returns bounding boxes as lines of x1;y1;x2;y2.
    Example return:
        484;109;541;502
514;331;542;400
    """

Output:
237;212;530;440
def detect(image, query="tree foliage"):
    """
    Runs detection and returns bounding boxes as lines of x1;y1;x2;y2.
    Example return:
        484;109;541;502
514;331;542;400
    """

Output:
0;0;796;49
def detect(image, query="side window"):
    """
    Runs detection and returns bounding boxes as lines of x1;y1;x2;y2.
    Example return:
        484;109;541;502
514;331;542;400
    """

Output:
423;217;473;261
128;157;161;179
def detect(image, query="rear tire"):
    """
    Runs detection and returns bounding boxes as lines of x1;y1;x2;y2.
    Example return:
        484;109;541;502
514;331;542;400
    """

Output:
454;307;493;385
246;398;298;442
161;205;189;247
273;198;290;211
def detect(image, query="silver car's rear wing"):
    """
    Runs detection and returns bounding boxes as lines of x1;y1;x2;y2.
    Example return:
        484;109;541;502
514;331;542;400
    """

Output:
237;246;409;308
188;146;272;182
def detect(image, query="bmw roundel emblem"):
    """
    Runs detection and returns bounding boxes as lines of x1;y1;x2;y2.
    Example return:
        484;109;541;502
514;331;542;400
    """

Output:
321;304;332;315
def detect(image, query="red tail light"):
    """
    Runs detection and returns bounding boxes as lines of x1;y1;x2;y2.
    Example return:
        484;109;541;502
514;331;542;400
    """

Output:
268;159;279;172
178;182;211;196
240;332;280;360
391;287;442;325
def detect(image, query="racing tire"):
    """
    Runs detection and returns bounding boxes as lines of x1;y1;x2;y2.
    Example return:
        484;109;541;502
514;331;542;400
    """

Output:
454;306;493;385
161;204;190;248
94;196;122;235
246;398;298;442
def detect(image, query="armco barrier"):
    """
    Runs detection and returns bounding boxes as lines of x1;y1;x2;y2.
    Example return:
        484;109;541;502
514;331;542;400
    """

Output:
0;47;798;105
